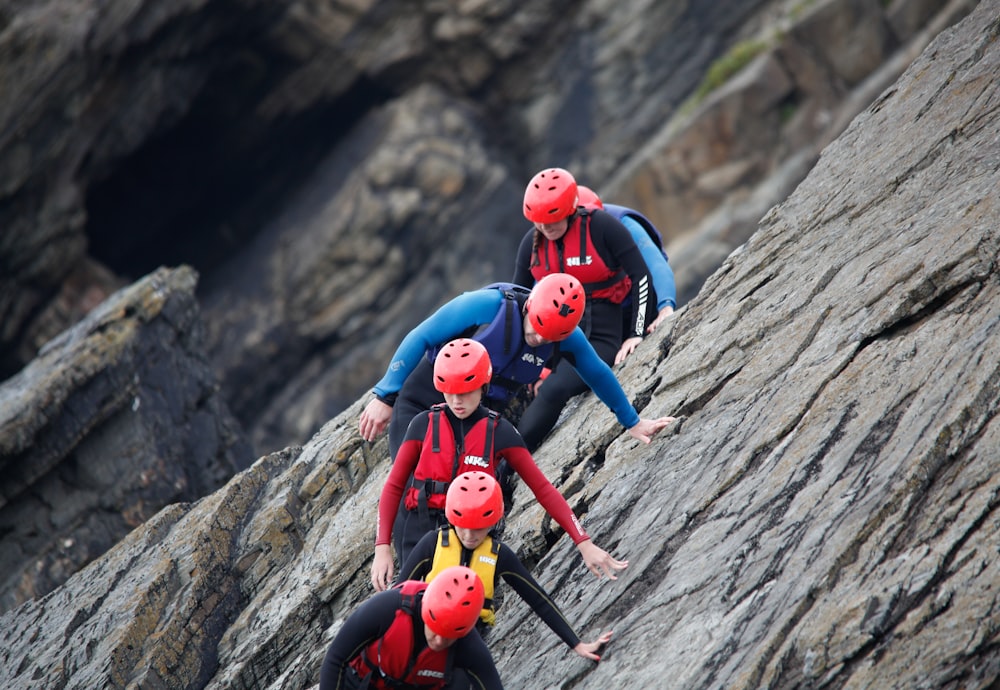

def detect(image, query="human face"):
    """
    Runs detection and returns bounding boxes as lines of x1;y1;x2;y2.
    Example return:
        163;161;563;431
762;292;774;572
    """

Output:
533;217;570;240
455;525;492;550
443;389;483;419
425;625;459;652
522;315;551;348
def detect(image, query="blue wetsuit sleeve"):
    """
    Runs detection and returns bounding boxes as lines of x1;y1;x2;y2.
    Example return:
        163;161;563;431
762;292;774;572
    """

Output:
372;291;504;398
562;329;640;428
622;215;676;310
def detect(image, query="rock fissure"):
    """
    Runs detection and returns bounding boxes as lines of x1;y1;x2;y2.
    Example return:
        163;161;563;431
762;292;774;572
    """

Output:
835;486;1000;687
674;368;743;418
857;276;983;352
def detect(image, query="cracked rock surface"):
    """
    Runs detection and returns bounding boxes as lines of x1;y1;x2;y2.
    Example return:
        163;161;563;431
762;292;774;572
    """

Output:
1;1;998;688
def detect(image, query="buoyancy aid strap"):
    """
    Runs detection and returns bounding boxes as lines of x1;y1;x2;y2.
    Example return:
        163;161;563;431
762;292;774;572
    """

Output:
488;373;523;395
419;406;455;524
483;410;498;465
501;289;514;355
450;417;463;493
582;270;627;294
431;406;442;454
415;477;448;523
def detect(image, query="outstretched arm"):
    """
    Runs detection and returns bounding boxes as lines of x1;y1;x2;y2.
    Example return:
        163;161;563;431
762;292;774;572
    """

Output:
371;435;423;590
564;330;676;442
497;546;581;649
360;290;504;441
502;441;627;581
561;330;640;428
620;214;676;316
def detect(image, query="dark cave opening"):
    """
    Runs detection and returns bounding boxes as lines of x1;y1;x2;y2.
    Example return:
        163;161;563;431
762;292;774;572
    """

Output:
85;59;394;283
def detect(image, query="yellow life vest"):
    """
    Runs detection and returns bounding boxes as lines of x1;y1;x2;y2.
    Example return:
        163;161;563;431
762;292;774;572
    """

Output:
426;526;499;625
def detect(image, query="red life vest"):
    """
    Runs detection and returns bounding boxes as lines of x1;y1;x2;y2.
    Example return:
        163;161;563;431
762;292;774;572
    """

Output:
405;405;500;512
349;581;454;688
530;210;631;303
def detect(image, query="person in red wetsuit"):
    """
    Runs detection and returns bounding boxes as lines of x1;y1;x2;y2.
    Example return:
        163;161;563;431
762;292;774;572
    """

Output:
513;167;659;450
371;338;627;591
398;472;614;660
319;565;502;689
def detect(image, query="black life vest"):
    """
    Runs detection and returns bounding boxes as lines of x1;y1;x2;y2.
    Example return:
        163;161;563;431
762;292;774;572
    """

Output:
349;581;454;688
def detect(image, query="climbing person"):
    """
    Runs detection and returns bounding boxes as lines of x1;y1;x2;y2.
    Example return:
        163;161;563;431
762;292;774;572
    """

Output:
512;167;660;449
358;272;674;456
576;184;676;335
319;565;502;689
398;471;615;661
370;339;628;591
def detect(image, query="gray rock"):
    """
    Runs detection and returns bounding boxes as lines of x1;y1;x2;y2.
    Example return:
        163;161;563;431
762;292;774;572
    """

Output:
1;1;997;686
0;266;252;613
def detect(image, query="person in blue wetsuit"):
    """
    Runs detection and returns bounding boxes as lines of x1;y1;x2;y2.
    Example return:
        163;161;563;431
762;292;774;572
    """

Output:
576;185;677;336
359;273;674;457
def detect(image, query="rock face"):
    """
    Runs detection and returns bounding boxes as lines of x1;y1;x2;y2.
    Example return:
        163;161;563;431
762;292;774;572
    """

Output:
0;266;252;613
1;1;997;687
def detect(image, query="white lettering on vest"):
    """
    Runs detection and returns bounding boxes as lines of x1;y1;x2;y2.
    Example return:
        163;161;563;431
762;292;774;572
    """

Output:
464;455;490;468
478;555;497;566
566;256;593;266
521;352;546;366
417;670;445;679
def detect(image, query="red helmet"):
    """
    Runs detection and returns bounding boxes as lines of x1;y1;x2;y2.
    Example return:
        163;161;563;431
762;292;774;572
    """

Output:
446;471;504;529
433;339;493;394
523;168;578;223
525;273;585;341
421;565;485;638
576;185;604;210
